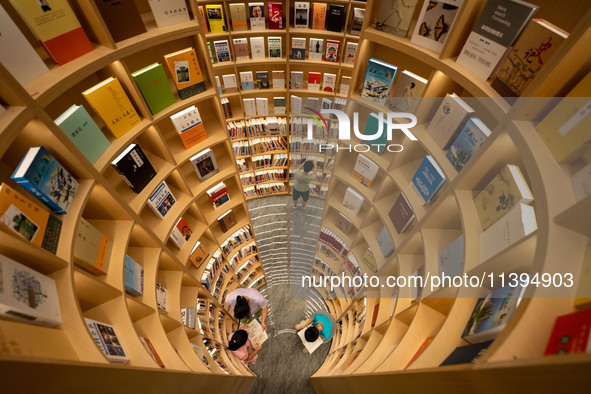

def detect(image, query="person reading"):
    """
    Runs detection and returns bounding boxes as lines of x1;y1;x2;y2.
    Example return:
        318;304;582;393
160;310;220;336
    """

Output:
228;329;261;366
225;288;268;331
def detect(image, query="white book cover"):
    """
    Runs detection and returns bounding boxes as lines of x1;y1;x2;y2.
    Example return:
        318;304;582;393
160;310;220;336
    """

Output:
291;95;302;114
250;36;265;59
148;0;190;27
479;203;537;263
243;98;257;116
170;106;202;134
213;40;231;63
342;187;364;215
85;318;129;364
291;71;304;90
572;161;591;202
147;181;176;219
0;4;49;86
222;74;239;93
233;38;250;61
248;2;266;30
410;0;464;54
268;36;282;58
343;41;358;65
239;71;255;90
322;73;336;92
291;37;307;60
272;70;286;89
427;93;474;149
389;70;428;113
340;76;351;95
309;38;324;60
294;2;310;28
156;282;168;312
307;97;319;111
256;97;269;115
353;153;379;184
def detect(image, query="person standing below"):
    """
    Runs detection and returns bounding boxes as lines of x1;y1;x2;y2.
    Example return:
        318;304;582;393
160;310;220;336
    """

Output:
225;288;268;331
293;160;316;209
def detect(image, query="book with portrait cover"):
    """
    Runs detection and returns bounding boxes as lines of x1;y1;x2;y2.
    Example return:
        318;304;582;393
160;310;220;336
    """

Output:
309;38;324;61
249;2;266;30
164;47;207;99
170;217;192;249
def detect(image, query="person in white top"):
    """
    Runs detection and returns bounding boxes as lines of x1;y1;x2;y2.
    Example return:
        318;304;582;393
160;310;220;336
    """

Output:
225;288;268;331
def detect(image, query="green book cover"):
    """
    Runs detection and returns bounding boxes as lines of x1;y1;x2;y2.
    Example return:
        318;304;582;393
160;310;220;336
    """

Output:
364;112;388;154
132;63;176;115
54;104;110;165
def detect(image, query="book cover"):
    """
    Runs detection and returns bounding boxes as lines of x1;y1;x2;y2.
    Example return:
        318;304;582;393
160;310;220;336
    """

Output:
352;153;379;187
189;241;210;268
170;105;207;150
147;181;176;219
198;6;208;33
342;187;364;215
308;38;324;61
139;336;165;368
222;74;239;93
250;36;265;59
111;144;156;193
388;70;428;113
473;164;534;231
207;42;215;64
8;0;93;65
308;72;322;91
256;71;270;89
311;2;327;30
440;340;493;366
241;317;268;347
0;4;48;85
571;162;591;202
0;183;62;254
350;8;364;36
131;63;176;115
205;5;226;32
82;77;141;138
438;235;463;279
190;148;219;182
363;112;390;153
268;2;283;29
361;58;398;104
445;117;491;172
249;2;265;30
456;0;539;80
268;36;282;58
426;93;475;149
388;193;415;233
335;213;353;234
214;40;231;63
462;284;526;344
340;76;351;95
207;182;230;208
292;37;307;60
274;97;286;114
12;146;79;215
325;4;345;32
124;255;144;296
156;282;168;311
343;42;358;65
243;98;257;116
181;307;196;329
294;2;310;29
85;318;129;364
291;71;304;90
93;0;146;42
240;71;255;91
405;336;434;369
170;217;192;249
322;73;336;92
544;308;591;355
229;3;248;31
163;47;207;99
215;76;223;95
410;155;446;205
377;227;395;257
324;39;340;62
291;95;303;114
218;210;237;233
375;0;419;37
74;217;112;275
410;0;463;54
272;70;286;89
147;0;190;28
0;254;61;327
233;38;250;61
362;248;378;272
256;97;269;115
479;203;537;263
492;19;568;97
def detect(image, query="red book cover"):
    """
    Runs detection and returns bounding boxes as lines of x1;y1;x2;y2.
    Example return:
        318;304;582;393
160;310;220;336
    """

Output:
267;2;283;29
371;304;380;327
209;188;229;206
324;39;340;62
544;308;591;355
308;72;321;84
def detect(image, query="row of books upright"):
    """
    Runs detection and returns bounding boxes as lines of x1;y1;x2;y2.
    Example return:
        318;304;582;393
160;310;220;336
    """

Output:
228;118;289;139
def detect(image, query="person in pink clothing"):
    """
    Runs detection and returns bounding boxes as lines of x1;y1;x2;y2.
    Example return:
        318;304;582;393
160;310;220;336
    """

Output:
228;329;260;366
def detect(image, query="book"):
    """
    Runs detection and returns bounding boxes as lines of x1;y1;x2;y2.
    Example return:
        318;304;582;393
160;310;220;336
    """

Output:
410;0;463;54
207;42;215;64
74;217;112;275
361;58;398;104
163;47;207;99
343;42;358;65
272;70;286;89
170;106;207;150
438;235;463;279
147;181;176;219
445;117;491;172
131;63;176;115
233;38;250;61
147;0;190;28
340;76;351;95
249;2;265;30
170;217;192;249
215;76;223;95
0;254;61;327
479;203;537;263
268;2;283;29
335;213;353;234
572;162;591;202
111;144;156;193
292;37;307;60
241;317;268;347
492;19;568;97
156;282;168;311
291;95;303;114
240;71;255;91
362;248;378;272
411;265;425;299
324;39;340;62
311;2;327;30
243;98;257;116
352;153;379;187
535;70;591;164
12;146;79;215
291;71;304;90
250;36;265;59
388;70;428;113
455;0;539;80
308;72;322;91
473;164;533;231
544;308;591;355
377;227;395;257
350;8;364;36
198;6;208;33
218;210;237;232
181;307;196;329
93;0;146;42
222;74;239;93
268;36;282;58
325;4;345;32
342;187;364;215
322;73;336;92
82;77;141;138
124;255;144;296
0;183;62;254
410;155;446;205
205;5;226;33
308;38;324;61
462;283;526;344
274;97;286;114
189;241;210;268
440;340;493;366
229;3;248;31
256;97;269;115
207;182;230;208
256;71;270;89
85;318;129;364
7;0;93;65
54;104;110;165
405;336;434;369
375;0;420;38
388;193;415;233
370;304;379;327
427;93;475;150
214;40;231;63
139;337;165;368
0;4;48;85
294;2;310;29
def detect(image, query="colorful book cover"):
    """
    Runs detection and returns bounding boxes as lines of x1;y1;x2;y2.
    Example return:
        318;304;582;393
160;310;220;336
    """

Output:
445;117;491;172
240;71;255;91
308;71;321;91
170;105;207;149
170;217;192;249
544;308;591;355
214;40;231;63
12;146;79;215
256;71;270;89
268;36;282;58
410;0;463;54
388;193;415;233
147;181;176;219
205;4;226;32
124;255;144;296
131;63;176;115
248;2;265;30
352;153;379;187
74;217;112;275
325;4;345;32
361;58;398;104
376;0;419;38
82;77;141;138
93;0;146;42
207;182;230;208
322;73;336;92
324;39;340;62
163;47;206;99
292;37;306;60
207;42;215;64
111;144;156;193
294;2;309;29
85;318;129;363
410;155;446;205
268;2;283;29
229;3;248;31
147;0;190;28
311;2;327;30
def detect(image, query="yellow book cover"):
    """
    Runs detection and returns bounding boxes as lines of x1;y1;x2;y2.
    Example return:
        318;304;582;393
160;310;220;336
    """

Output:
473;164;534;231
82;77;140;138
536;71;591;164
229;3;248;31
73;217;112;275
205;4;226;33
311;3;327;30
164;47;207;100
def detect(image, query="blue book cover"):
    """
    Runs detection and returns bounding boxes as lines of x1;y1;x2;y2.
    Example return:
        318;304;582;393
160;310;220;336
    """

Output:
11;146;79;215
446;117;491;172
241;81;255;90
124;255;144;296
361;58;398;104
376;226;395;257
410;155;446;205
438;235;463;279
